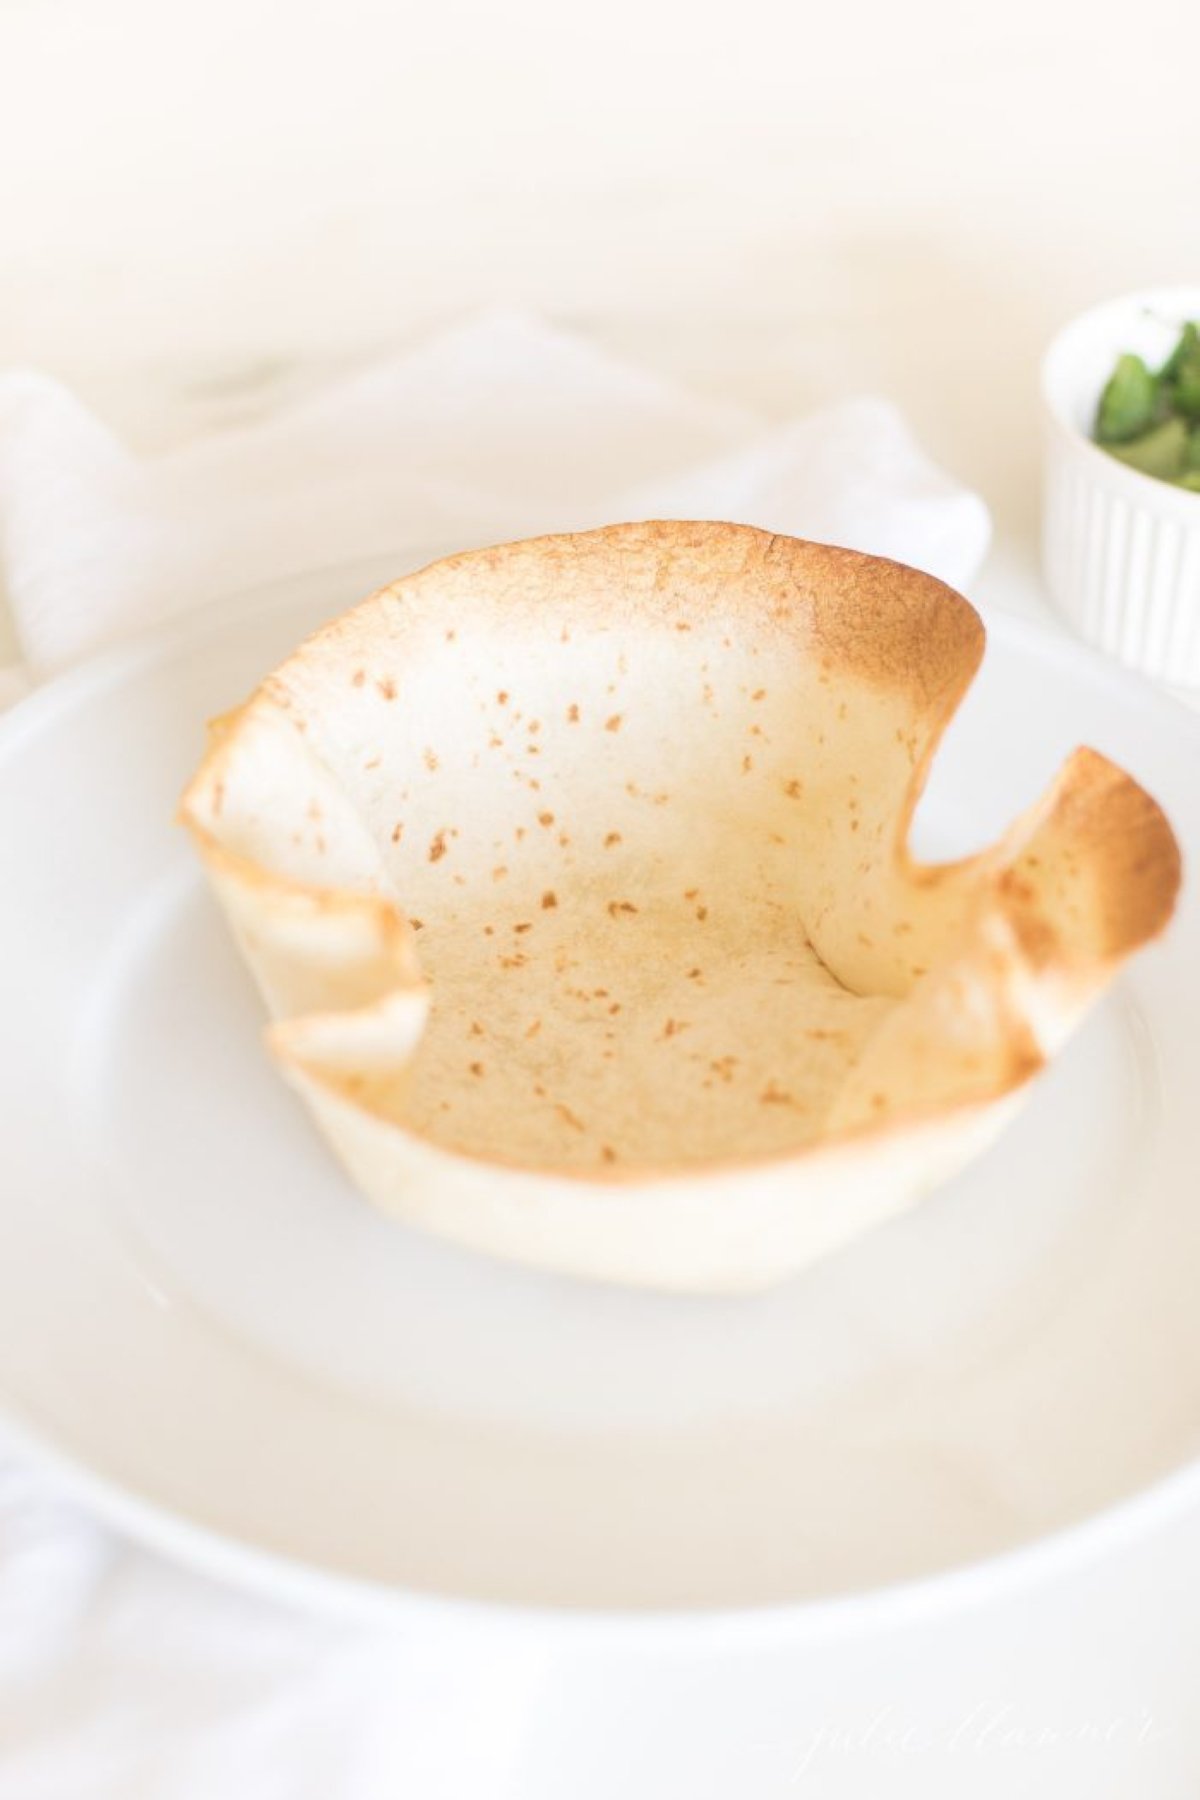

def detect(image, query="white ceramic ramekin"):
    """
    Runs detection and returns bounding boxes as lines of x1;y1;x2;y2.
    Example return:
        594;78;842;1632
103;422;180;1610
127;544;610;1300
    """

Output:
1042;286;1200;688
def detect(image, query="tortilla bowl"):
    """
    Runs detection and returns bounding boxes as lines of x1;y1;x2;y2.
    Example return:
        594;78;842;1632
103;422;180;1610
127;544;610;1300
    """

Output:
179;522;1180;1291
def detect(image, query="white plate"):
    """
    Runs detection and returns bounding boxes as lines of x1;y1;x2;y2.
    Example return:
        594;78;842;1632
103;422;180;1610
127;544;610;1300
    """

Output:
2;555;1199;1632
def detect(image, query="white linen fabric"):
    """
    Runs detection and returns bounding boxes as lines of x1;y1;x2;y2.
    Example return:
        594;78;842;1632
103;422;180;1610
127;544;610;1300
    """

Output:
0;310;988;676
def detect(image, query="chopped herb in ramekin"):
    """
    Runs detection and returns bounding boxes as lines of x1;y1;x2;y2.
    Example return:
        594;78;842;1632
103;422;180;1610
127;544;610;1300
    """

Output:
1095;322;1200;491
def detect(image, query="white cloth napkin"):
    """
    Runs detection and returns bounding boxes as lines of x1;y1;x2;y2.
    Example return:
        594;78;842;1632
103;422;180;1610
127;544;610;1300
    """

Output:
0;311;991;1799
0;309;989;679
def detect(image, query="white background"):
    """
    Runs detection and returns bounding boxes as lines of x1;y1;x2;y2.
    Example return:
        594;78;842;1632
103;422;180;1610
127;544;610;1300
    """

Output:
0;0;1193;533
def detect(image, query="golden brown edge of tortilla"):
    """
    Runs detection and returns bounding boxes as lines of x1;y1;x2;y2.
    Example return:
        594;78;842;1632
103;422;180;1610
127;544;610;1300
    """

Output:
178;521;1182;1186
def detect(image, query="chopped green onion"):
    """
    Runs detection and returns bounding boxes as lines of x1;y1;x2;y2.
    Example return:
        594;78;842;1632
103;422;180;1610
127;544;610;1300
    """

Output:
1093;322;1200;490
1096;354;1159;443
1105;417;1189;480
